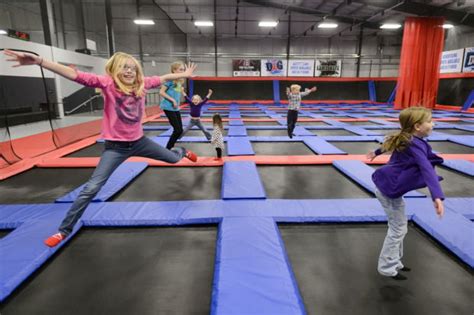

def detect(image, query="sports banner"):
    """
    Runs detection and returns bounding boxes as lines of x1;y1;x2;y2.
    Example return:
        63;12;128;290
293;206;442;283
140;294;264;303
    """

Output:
232;59;261;76
315;60;342;77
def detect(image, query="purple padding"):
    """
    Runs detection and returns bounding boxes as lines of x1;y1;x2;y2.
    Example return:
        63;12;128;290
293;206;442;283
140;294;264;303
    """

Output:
442;159;474;176
320;136;381;142
447;135;474;147
333;160;425;198
444;198;474;220
411;204;474;268
228;111;241;119
158;128;173;137
211;217;305;315
227;125;247;136
221;161;265;199
143;126;170;131
229;119;243;126
343;126;381;136
302;138;346;154
150;136;168;147
293;126;313;136
55;162;148;203
0;204;82;302
226;137;254;156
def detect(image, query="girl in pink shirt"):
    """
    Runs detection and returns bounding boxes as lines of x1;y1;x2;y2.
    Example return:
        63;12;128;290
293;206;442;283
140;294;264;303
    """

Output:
4;50;198;247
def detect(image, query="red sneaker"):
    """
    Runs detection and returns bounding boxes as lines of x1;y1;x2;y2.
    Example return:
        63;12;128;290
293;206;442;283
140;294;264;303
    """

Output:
185;150;198;162
44;233;65;247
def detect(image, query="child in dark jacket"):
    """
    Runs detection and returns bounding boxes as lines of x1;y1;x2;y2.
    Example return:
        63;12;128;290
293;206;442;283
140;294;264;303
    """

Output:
367;106;444;280
180;89;213;140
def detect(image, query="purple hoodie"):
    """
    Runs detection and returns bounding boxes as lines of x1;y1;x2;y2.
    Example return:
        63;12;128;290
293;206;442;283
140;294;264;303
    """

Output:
184;96;208;118
372;136;444;200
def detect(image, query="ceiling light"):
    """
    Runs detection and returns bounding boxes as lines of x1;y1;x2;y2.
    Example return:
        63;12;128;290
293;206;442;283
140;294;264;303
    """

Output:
318;23;338;28
442;24;454;29
194;21;214;27
0;30;7;35
380;23;401;29
134;19;155;25
259;21;278;27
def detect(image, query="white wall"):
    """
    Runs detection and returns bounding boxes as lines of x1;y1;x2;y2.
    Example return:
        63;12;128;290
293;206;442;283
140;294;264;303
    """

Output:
1;36;108;117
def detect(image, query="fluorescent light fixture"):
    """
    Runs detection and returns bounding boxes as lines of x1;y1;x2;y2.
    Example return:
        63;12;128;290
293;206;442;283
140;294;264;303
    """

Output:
0;30;7;35
442;24;454;29
259;21;278;27
194;21;214;27
134;19;155;25
318;23;338;28
380;23;401;29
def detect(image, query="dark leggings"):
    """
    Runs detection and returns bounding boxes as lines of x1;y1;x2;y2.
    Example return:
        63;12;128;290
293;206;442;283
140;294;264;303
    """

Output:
164;110;183;149
216;148;222;158
287;109;298;136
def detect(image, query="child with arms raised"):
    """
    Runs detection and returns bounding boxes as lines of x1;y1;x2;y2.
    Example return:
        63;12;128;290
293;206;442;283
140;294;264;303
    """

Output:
4;50;198;247
180;89;213;140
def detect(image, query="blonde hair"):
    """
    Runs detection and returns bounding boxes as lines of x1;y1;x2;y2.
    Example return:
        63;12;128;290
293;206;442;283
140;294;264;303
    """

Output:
382;106;432;152
213;113;223;130
290;84;301;93
171;61;185;86
105;52;145;97
192;95;203;103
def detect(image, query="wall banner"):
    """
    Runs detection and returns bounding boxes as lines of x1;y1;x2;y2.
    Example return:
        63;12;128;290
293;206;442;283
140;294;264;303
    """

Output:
261;59;287;76
232;59;261;76
440;49;464;73
288;59;314;77
315;60;342;77
462;47;474;73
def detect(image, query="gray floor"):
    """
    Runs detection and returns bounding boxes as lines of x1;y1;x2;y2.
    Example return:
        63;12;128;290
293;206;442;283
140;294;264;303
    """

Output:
247;129;289;137
252;142;316;155
66;143;105;157
244;121;280;126
258;165;372;199
329;141;381;154
0;168;95;204
280;223;474;315
343;121;381;126
177;142;220;157
429;141;474;154
0;227;217;315
434;128;474;135
311;129;355;136
112;167;222;201
417;166;474;197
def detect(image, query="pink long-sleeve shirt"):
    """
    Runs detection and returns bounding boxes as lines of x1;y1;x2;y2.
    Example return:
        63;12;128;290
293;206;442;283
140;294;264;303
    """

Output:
74;71;161;141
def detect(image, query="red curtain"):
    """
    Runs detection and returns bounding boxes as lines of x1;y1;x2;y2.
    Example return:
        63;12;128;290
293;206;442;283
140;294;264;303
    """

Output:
394;17;445;109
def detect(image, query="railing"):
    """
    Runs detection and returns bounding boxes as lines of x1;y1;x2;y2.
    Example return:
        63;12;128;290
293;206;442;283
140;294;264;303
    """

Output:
65;94;102;115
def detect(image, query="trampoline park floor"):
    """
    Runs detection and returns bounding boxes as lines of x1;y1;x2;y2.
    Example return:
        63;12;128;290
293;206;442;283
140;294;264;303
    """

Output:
1;103;473;314
1;226;217;315
280;223;473;315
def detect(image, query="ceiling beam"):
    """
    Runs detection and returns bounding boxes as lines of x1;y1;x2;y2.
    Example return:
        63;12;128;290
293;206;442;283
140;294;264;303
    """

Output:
353;0;474;28
242;0;381;29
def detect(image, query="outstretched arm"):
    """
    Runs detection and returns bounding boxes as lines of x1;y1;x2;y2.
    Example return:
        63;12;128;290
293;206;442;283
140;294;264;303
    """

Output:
4;49;77;81
206;89;213;99
160;62;197;82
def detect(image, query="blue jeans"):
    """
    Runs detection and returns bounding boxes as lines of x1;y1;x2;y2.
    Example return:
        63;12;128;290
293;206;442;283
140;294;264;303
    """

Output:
181;118;211;140
58;136;186;235
375;189;407;276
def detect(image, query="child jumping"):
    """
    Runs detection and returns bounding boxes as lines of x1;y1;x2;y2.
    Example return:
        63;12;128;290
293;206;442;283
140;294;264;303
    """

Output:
4;50;198;247
286;84;317;138
367;106;444;280
160;61;186;149
211;113;224;160
180;89;213;140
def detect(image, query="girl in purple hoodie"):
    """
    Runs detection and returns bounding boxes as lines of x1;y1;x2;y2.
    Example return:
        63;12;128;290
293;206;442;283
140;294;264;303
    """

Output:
367;106;444;280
